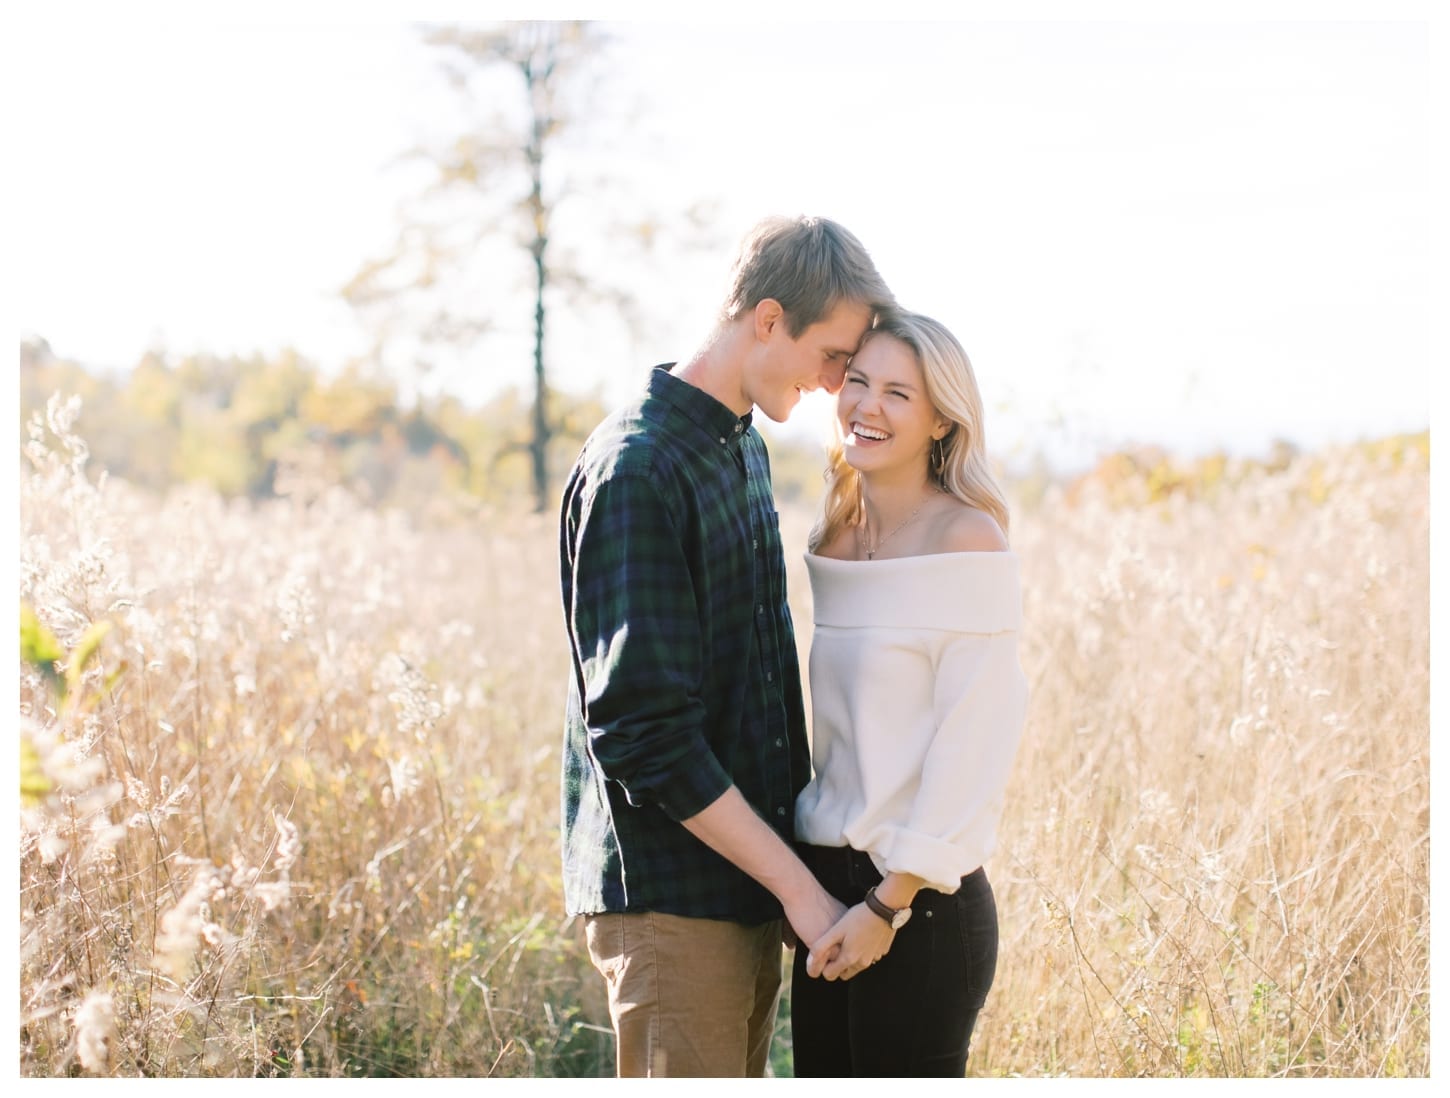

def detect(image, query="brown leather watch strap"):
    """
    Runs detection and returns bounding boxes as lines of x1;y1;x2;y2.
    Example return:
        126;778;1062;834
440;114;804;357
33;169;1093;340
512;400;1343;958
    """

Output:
864;886;905;926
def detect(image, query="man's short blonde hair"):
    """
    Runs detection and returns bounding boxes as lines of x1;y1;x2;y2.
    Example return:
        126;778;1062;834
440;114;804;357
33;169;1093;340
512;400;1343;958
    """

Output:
721;216;895;337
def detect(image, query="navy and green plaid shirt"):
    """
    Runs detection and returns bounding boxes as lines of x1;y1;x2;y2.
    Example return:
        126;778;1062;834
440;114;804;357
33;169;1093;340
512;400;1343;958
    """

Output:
559;366;809;924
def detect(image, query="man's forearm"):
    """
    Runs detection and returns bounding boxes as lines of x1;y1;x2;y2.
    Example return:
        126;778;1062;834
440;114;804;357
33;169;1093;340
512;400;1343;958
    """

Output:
681;786;847;952
680;786;821;908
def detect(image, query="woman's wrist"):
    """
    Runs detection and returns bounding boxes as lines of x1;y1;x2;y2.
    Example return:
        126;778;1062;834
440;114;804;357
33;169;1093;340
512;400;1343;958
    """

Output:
874;872;923;911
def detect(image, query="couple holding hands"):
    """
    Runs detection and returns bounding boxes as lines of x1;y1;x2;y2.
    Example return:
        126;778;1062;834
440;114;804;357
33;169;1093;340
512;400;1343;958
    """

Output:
558;216;1028;1078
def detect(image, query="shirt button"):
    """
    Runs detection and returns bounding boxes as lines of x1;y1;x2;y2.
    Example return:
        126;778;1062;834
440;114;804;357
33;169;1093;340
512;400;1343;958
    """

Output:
718;437;727;445
776;807;786;818
734;422;743;434
766;671;774;683
753;539;758;551
775;738;784;748
757;604;765;615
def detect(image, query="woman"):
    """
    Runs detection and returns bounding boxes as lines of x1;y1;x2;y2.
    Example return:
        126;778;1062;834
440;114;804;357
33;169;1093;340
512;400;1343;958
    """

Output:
791;310;1029;1077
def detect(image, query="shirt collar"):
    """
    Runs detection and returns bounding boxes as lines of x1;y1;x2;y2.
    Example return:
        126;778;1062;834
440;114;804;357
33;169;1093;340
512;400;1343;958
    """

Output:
648;365;753;450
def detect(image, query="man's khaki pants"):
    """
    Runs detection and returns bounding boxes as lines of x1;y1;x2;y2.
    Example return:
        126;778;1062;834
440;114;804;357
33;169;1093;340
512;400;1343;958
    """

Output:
583;911;785;1077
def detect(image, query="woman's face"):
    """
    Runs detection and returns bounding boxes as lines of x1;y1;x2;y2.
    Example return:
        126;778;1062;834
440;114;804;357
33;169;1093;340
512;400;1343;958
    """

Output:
837;333;947;477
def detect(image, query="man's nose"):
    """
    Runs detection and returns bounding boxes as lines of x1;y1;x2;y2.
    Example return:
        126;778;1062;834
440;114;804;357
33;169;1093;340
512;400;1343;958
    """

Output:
820;362;848;395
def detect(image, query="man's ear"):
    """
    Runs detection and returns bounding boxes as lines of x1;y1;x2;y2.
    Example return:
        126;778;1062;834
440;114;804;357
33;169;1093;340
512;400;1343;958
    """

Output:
753;298;784;341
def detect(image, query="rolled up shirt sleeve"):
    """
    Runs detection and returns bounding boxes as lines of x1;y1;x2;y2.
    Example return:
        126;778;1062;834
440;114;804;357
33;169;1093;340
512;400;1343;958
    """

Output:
566;472;733;822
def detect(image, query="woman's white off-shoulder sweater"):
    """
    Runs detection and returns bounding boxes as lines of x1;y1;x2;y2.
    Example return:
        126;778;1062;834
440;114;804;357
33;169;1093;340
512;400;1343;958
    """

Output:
794;551;1029;894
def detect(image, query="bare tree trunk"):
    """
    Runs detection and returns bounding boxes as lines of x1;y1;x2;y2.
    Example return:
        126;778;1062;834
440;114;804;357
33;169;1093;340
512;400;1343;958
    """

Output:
530;235;548;513
524;39;553;515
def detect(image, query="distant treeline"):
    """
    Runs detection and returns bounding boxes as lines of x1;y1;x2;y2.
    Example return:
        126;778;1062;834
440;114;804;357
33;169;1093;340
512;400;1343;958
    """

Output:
18;337;618;509
17;336;1426;514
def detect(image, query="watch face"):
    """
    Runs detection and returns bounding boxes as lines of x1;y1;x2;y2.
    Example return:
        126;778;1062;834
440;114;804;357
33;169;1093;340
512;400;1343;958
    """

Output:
892;908;911;930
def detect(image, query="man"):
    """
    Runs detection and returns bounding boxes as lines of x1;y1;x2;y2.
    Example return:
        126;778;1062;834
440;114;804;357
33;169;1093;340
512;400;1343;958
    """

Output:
558;215;896;1077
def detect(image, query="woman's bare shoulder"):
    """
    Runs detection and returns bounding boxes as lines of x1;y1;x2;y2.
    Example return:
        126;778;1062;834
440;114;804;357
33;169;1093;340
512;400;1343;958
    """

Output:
932;498;1008;553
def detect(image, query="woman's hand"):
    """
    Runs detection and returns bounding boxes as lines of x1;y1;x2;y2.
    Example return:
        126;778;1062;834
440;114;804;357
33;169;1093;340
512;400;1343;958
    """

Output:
805;902;896;981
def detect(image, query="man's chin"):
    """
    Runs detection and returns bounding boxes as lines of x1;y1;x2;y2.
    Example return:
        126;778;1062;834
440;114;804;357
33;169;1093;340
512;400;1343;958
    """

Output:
759;390;801;424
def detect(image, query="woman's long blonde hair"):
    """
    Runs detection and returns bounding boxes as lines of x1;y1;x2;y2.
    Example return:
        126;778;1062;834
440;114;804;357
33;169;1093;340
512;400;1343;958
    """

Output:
809;310;1010;552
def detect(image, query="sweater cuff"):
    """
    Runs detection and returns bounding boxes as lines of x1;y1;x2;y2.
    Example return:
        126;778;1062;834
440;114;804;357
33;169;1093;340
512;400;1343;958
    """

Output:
883;829;986;894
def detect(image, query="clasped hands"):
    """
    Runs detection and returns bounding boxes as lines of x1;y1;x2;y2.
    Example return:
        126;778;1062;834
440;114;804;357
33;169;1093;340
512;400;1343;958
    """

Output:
785;895;897;982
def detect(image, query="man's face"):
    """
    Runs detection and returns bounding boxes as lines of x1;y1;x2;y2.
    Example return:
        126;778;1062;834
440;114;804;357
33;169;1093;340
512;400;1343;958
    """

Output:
748;300;874;423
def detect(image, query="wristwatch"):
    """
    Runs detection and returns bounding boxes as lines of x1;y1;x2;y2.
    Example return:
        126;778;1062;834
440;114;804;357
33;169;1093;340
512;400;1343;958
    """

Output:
864;886;912;930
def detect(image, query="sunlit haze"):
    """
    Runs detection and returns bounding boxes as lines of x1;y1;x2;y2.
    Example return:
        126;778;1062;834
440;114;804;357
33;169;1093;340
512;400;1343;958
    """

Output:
12;4;1435;472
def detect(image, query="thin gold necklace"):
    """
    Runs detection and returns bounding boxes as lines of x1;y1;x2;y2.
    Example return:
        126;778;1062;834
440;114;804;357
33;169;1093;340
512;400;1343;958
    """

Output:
861;493;933;560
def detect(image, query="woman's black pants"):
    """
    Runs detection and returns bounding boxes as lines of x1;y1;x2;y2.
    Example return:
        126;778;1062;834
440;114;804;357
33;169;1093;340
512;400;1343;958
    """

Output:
790;843;998;1078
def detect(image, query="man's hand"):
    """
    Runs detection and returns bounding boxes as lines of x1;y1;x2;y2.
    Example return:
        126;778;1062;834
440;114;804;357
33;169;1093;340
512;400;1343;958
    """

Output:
806;902;896;981
782;886;847;957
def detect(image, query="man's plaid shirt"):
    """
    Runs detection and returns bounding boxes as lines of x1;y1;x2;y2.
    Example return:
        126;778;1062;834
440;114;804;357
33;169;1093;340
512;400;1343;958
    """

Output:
558;366;809;924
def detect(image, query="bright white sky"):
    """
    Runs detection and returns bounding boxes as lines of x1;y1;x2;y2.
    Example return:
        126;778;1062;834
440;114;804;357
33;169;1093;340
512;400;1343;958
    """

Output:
8;1;1440;472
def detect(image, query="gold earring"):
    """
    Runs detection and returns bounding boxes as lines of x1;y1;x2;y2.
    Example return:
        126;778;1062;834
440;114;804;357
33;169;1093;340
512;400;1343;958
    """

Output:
931;438;946;476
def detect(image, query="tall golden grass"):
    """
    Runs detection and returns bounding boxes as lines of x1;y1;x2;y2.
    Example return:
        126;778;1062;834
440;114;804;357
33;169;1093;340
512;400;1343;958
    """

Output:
19;394;1428;1077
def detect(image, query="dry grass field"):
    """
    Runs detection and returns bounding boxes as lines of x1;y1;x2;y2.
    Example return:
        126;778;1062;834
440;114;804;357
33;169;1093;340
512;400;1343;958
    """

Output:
19;394;1429;1077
